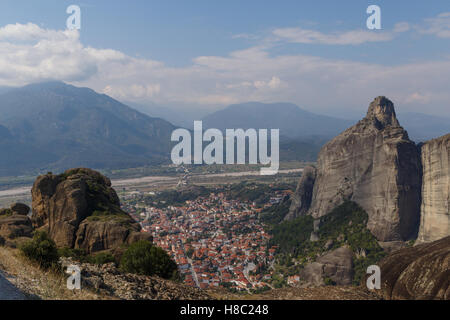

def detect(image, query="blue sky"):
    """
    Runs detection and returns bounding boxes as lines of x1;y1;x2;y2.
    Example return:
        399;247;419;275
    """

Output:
0;0;449;117
1;0;448;66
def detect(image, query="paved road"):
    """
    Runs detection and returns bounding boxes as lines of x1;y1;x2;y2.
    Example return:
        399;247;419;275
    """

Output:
0;273;26;300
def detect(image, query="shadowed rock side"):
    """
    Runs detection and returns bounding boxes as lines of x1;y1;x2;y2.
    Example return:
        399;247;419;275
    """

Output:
288;97;422;241
285;166;316;221
377;236;449;300
417;134;450;243
31;168;152;253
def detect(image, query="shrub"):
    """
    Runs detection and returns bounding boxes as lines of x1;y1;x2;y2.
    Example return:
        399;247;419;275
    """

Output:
20;231;59;269
58;247;88;262
0;235;5;246
324;277;337;286
89;252;116;265
119;240;179;280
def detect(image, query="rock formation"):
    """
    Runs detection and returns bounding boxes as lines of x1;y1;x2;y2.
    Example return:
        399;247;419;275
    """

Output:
377;236;449;300
0;203;33;239
289;97;422;241
31;168;152;253
417;134;450;243
60;257;210;300
299;247;354;287
284;166;316;221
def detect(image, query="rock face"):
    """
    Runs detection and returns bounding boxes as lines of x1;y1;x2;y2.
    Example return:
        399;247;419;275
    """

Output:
377;236;449;300
31;168;152;253
284;166;316;221
0;203;33;239
289;97;422;241
299;247;354;287
417;134;450;243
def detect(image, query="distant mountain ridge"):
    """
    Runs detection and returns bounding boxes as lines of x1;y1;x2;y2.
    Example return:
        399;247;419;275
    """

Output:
202;102;354;139
0;82;175;176
397;112;450;142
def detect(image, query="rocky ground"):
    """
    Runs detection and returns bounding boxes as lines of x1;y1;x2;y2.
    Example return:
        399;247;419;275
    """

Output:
211;286;380;300
0;246;380;300
0;247;105;300
60;257;210;300
0;246;209;300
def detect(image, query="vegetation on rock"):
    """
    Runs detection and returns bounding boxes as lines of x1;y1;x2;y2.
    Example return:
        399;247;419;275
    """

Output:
266;201;386;286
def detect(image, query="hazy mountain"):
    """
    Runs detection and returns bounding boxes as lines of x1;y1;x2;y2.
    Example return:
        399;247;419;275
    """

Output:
202;102;354;139
0;82;175;176
397;112;450;142
126;101;209;129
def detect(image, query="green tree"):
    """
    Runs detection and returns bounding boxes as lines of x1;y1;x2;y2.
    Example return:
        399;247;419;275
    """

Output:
120;240;179;280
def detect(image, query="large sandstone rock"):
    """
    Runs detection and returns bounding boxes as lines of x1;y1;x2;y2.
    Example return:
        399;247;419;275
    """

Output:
31;168;152;253
290;97;422;241
417;134;450;243
377;236;449;300
299;247;354;287
0;214;33;239
285;166;316;221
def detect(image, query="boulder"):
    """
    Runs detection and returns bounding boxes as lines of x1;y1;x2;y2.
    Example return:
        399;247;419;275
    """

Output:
417;134;450;243
377;236;449;300
10;203;30;215
299;247;354;287
31;168;151;253
0;214;33;239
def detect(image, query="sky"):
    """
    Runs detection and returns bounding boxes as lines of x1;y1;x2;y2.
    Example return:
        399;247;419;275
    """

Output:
0;0;449;118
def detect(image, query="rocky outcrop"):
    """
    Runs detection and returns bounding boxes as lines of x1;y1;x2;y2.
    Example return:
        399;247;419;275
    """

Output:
417;134;450;243
289;97;422;241
299;247;354;287
31;168;152;253
0;215;33;240
0;203;33;239
60;257;210;300
285;166;316;221
9;203;30;216
377;236;449;300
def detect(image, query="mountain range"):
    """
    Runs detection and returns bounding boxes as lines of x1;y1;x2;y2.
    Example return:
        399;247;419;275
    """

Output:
0;82;175;176
201;102;354;139
0;82;448;177
131;101;450;142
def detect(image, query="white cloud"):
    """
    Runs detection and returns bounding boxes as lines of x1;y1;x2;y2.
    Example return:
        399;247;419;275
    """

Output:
393;22;410;33
0;22;449;117
102;83;161;100
417;12;450;38
271;27;395;45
